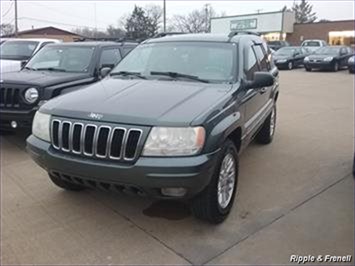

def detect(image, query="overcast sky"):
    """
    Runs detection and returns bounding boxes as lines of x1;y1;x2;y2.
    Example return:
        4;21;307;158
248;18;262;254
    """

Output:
1;0;354;32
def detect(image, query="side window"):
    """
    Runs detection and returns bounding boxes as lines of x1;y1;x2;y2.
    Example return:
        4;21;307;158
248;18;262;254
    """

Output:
244;45;259;80
121;46;135;57
253;44;269;71
99;48;122;68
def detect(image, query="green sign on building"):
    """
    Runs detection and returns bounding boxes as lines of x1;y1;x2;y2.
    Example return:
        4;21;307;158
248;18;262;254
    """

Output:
230;18;258;30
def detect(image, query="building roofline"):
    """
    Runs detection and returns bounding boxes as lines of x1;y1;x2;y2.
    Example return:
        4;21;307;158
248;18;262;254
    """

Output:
1;26;82;37
211;10;293;21
295;19;355;25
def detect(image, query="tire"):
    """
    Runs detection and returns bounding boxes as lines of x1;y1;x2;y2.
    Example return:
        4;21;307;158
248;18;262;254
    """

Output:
256;105;276;144
349;68;354;74
305;66;312;72
48;173;85;191
332;62;339;72
287;61;293;70
191;139;238;224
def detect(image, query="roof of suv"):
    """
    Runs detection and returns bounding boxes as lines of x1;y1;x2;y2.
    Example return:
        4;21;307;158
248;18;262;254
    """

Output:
145;33;258;44
46;41;136;48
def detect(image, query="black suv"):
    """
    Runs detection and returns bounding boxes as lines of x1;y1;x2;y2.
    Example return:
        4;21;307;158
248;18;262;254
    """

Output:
27;32;279;223
0;41;137;130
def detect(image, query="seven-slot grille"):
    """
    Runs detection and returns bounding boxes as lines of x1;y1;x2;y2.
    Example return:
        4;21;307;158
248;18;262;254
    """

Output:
51;119;143;161
0;87;20;108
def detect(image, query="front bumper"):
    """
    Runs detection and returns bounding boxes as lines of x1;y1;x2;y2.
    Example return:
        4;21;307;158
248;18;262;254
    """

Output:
0;108;37;129
304;61;332;69
26;135;219;198
275;61;289;69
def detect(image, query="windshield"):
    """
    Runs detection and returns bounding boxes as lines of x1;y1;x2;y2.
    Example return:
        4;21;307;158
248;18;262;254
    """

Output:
275;47;297;56
0;40;39;60
302;41;320;47
26;45;95;72
314;47;340;55
111;42;236;83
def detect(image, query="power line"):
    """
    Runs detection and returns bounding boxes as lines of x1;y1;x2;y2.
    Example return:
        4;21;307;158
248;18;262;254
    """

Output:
31;2;114;26
18;17;107;31
2;1;14;18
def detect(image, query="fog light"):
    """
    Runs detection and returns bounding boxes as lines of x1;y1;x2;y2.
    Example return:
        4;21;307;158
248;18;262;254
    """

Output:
161;187;187;197
10;121;18;128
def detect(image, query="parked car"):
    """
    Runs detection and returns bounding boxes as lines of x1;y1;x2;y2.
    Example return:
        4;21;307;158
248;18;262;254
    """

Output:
0;41;137;130
267;40;290;51
273;46;309;70
301;39;327;53
27;32;279;224
303;46;353;72
348;55;354;73
0;38;61;73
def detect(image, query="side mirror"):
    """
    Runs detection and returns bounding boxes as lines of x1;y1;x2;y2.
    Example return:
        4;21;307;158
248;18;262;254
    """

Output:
245;72;275;90
20;60;28;69
99;67;112;78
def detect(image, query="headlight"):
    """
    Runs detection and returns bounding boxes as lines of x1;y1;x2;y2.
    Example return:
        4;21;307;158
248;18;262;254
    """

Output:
323;57;333;62
32;111;51;142
349;57;354;63
24;87;39;104
304;56;310;62
143;126;205;156
277;59;287;63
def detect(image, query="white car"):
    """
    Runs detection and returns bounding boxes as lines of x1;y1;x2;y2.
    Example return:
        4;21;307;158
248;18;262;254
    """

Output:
301;39;328;54
0;38;61;73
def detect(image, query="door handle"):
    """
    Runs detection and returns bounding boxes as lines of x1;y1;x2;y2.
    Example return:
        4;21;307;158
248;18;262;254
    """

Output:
260;87;267;94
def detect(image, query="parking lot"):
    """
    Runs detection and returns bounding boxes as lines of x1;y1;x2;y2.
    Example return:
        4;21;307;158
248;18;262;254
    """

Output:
1;69;354;265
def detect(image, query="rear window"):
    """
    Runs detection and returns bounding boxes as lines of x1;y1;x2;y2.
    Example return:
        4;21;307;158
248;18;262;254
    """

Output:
302;41;320;47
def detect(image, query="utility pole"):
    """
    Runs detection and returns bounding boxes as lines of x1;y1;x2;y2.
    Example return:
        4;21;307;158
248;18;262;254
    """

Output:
205;4;210;33
163;0;166;32
14;0;18;37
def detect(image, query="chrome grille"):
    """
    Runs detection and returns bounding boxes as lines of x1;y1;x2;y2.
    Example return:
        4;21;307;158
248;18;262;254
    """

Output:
51;119;143;161
0;87;20;108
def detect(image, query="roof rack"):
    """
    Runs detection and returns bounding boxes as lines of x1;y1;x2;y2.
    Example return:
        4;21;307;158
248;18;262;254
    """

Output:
153;32;186;38
74;37;140;44
228;31;261;39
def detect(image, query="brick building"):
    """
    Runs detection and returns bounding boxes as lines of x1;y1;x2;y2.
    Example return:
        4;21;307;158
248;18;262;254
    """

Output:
287;20;355;46
2;26;83;42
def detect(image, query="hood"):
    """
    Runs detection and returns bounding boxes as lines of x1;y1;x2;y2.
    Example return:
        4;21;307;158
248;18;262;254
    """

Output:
0;70;91;87
42;78;232;127
0;59;22;73
274;55;291;61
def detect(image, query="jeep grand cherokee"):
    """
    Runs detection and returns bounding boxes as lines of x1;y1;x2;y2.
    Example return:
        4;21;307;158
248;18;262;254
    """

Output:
27;32;279;223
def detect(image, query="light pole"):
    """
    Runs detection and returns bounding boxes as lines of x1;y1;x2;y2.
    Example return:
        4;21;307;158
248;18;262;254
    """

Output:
14;0;18;37
163;0;166;32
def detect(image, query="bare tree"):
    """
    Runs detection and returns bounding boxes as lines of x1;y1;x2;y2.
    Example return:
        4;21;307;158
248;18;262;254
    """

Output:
170;5;218;33
0;23;15;36
144;4;163;33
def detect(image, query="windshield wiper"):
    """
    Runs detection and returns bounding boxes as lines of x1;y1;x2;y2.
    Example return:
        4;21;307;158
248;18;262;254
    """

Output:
150;71;209;83
24;66;36;71
35;67;66;72
110;71;147;79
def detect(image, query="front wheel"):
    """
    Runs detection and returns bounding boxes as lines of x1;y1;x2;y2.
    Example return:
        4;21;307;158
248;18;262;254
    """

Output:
332;61;339;72
191;139;238;224
305;66;312;72
287;61;293;70
256;105;276;144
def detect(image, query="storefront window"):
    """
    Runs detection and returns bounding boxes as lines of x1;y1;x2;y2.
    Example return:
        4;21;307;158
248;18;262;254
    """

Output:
329;31;355;46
